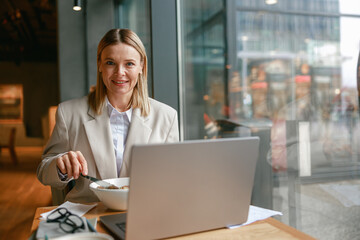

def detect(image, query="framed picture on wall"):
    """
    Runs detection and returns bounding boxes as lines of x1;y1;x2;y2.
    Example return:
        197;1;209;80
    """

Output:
0;84;23;123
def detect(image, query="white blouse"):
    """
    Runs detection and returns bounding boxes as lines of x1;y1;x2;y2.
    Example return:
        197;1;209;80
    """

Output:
106;98;132;176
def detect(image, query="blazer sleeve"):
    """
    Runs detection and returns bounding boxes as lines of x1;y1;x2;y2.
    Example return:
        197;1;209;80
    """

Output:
37;104;71;189
165;110;180;143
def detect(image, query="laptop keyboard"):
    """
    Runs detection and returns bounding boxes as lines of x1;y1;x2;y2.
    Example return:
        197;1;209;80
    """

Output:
116;222;127;232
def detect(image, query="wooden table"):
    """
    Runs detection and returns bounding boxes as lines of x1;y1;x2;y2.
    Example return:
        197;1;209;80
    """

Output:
31;203;316;240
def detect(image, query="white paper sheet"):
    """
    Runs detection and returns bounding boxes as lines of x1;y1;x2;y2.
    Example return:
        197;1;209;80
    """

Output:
227;205;283;229
40;201;97;220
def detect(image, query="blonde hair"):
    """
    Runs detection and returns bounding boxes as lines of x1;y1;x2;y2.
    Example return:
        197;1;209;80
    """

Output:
88;29;150;116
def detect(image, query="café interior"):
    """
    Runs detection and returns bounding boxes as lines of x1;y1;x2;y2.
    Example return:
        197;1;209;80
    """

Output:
1;0;360;239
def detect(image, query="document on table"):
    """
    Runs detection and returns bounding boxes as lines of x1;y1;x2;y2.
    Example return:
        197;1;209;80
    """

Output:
40;201;97;220
227;205;283;229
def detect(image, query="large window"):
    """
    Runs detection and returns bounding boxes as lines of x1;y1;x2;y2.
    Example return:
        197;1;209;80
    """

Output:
178;0;226;140
116;0;360;238
178;0;360;239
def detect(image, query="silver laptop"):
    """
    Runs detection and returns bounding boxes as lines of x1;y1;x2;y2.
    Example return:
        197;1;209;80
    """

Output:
100;137;259;240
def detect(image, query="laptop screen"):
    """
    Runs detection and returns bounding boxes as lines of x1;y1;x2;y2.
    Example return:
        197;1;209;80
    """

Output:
124;137;259;240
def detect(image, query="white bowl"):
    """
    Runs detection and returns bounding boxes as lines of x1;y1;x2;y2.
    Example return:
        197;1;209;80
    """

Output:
89;177;130;210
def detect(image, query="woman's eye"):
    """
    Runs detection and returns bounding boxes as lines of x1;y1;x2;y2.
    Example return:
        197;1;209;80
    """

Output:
126;62;135;67
106;61;115;65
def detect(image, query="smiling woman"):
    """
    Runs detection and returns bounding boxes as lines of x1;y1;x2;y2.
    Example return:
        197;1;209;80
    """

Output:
37;28;179;204
99;43;143;112
90;29;150;117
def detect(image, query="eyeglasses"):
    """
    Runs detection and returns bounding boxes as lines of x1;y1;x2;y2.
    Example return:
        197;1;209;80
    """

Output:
46;207;85;233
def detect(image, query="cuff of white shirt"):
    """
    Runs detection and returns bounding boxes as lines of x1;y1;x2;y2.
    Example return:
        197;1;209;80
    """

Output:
57;167;69;181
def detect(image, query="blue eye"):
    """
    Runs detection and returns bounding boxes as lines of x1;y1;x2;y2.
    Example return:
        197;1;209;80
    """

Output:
106;61;115;65
126;62;135;67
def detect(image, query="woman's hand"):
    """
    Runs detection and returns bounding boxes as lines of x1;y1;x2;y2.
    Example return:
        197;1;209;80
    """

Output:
56;151;88;179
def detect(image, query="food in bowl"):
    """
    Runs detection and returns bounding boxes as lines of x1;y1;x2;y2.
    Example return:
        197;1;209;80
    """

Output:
97;185;129;190
90;177;130;210
97;185;119;190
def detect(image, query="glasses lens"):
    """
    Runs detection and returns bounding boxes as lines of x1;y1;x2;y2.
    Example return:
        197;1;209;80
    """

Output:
60;215;85;233
47;208;68;222
67;215;84;227
60;222;75;233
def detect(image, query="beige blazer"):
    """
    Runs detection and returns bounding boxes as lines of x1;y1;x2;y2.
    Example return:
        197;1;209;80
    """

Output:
37;96;179;203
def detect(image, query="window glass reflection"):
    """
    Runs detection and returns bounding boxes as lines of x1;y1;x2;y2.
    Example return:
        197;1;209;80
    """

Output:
179;0;360;238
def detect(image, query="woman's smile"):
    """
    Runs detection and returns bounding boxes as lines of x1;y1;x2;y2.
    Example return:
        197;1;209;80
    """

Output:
112;79;129;85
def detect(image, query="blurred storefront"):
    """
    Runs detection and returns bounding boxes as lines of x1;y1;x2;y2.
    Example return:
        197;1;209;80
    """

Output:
175;0;360;238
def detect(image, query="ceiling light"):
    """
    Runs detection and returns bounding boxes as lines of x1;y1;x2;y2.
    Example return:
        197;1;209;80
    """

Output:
73;0;82;11
265;0;278;5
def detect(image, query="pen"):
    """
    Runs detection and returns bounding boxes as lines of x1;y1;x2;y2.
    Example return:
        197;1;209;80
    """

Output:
86;219;97;233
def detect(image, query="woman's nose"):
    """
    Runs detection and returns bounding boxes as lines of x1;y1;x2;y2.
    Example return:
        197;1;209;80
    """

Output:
116;65;125;75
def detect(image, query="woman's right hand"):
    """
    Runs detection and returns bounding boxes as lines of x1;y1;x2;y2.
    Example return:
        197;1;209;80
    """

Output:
56;151;88;179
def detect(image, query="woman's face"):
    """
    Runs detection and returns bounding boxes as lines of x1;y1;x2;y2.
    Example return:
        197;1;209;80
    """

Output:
99;42;143;102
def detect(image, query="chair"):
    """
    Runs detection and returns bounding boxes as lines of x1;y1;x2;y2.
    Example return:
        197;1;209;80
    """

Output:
0;127;18;165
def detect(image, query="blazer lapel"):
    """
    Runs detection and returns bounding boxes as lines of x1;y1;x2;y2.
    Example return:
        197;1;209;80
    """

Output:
84;105;117;179
119;108;152;176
